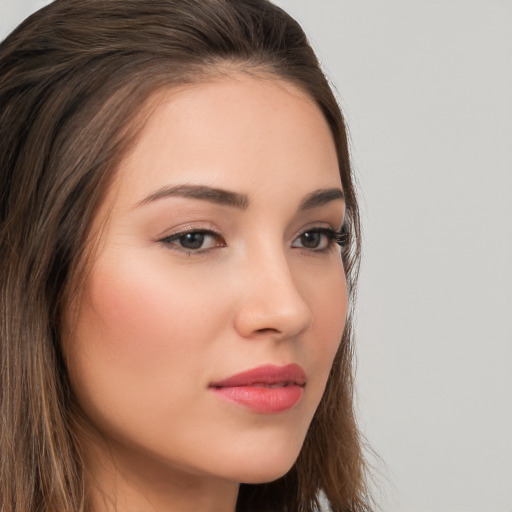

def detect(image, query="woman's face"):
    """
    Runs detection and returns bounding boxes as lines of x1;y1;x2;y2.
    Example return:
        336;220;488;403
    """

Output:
64;75;347;489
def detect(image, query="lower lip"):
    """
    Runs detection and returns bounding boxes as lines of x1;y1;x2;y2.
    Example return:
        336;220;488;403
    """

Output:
210;385;304;414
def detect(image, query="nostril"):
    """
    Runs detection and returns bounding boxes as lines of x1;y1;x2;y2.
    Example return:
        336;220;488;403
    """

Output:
254;327;281;335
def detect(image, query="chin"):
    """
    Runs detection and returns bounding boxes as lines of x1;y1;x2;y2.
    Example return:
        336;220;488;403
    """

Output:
219;441;303;485
199;408;314;485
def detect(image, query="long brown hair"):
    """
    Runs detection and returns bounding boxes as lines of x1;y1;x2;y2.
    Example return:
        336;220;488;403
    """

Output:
0;1;369;510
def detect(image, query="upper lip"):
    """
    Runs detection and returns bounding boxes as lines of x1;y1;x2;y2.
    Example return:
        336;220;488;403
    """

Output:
209;364;306;388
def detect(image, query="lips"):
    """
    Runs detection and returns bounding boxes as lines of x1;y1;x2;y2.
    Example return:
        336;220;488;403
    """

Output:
209;364;306;414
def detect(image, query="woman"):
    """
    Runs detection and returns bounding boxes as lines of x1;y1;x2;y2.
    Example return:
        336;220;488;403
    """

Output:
0;0;370;511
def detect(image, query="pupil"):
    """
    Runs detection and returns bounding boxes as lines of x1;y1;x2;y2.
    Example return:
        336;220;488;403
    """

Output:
301;232;320;248
180;232;204;250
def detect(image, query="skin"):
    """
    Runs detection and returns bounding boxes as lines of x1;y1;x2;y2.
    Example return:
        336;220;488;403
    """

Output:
63;74;348;512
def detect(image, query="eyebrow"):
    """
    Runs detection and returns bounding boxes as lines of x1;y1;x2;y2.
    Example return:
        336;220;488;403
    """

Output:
298;188;345;210
136;184;249;209
135;184;344;210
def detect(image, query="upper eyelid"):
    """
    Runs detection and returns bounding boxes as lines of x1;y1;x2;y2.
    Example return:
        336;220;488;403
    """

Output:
156;222;221;240
164;227;220;238
293;227;343;245
159;228;223;246
293;223;342;239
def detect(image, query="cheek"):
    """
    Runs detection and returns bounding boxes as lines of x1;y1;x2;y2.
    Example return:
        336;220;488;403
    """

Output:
80;264;190;371
63;251;225;432
76;249;226;360
305;265;348;385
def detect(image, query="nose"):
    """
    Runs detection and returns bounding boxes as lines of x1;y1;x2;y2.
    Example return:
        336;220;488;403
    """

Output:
233;248;313;341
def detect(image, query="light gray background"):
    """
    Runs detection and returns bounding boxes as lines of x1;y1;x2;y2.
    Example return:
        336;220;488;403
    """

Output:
1;1;511;511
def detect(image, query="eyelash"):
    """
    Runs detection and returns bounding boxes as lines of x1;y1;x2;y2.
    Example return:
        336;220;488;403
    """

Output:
291;227;346;252
158;227;347;255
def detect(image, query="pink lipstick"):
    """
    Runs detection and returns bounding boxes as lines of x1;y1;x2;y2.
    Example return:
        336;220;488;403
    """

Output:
209;364;306;414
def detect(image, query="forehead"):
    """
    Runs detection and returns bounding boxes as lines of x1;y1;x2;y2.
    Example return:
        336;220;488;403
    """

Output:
108;74;341;209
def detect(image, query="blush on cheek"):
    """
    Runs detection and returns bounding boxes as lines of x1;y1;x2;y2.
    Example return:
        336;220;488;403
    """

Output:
83;265;179;368
79;251;220;378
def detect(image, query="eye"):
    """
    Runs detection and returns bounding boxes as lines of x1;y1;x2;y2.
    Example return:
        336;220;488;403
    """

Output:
291;228;344;251
159;229;225;253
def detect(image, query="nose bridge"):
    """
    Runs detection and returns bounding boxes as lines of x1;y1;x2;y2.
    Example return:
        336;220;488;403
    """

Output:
234;237;313;339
